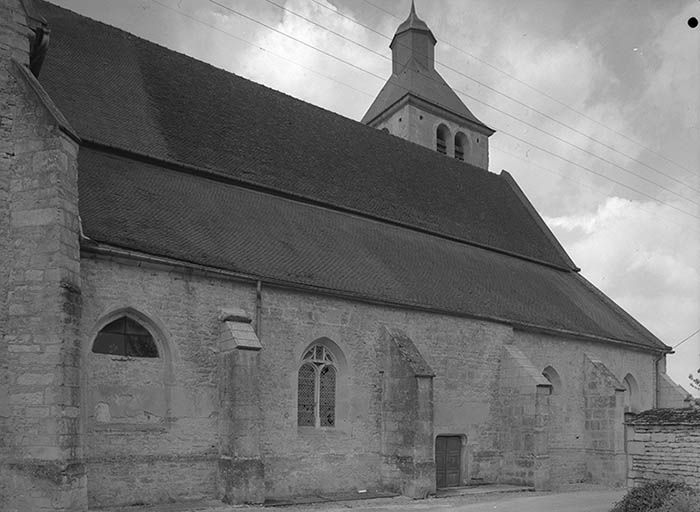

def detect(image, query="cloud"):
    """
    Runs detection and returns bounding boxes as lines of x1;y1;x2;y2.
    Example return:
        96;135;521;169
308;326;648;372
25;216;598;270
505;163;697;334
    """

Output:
546;196;700;393
233;0;390;118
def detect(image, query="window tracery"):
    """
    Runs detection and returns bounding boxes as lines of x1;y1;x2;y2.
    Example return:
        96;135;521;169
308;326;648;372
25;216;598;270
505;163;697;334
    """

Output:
92;316;159;358
298;344;336;427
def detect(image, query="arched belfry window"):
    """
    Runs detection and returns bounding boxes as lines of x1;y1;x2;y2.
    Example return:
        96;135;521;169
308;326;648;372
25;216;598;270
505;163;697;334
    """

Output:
436;124;450;155
454;132;468;161
92;317;159;358
298;344;336;427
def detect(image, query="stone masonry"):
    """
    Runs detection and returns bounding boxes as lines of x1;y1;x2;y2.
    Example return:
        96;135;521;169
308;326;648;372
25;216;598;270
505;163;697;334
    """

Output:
0;1;85;510
626;408;700;490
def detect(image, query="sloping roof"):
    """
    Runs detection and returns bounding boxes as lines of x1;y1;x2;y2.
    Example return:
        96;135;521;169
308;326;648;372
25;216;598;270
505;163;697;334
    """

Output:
79;148;665;350
34;2;668;351
360;56;492;131
37;0;564;269
393;2;436;44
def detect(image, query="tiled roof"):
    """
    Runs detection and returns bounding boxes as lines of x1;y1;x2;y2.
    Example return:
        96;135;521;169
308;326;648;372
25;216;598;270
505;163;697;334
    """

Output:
38;0;567;269
34;2;668;350
360;56;492;131
78;148;666;351
627;408;700;426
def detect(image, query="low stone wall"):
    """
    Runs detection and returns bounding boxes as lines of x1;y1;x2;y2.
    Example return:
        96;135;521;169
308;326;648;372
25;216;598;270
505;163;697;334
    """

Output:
626;408;700;490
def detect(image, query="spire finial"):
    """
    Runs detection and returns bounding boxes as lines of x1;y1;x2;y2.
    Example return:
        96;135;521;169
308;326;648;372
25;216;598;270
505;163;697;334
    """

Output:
410;0;416;15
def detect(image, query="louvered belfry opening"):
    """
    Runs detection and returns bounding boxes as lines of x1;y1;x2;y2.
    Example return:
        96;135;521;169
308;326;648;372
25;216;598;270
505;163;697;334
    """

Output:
297;344;336;427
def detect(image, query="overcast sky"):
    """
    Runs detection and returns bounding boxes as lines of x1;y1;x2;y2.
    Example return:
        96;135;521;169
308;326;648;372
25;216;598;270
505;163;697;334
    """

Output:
51;0;700;393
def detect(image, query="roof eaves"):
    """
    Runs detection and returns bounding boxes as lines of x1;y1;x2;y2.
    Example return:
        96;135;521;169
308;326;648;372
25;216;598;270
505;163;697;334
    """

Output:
500;169;578;271
80;142;577;273
81;240;668;354
573;273;670;351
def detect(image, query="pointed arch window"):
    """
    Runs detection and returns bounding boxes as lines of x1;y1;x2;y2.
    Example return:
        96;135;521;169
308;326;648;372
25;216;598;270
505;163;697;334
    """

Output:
92;317;159;358
298;344;336;427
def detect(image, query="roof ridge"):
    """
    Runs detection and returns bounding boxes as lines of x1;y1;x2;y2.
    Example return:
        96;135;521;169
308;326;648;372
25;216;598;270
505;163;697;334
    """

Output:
40;0;577;269
83;142;576;273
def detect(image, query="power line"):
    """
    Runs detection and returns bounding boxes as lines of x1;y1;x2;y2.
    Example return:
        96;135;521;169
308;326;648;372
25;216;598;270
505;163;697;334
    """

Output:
673;328;700;349
150;0;375;100
494;129;700;219
206;0;383;82
156;0;700;221
239;0;699;206
306;0;699;194
492;143;700;234
361;0;697;177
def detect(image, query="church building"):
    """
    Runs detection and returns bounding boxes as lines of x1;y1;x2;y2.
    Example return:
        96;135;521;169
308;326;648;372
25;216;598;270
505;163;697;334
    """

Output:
0;1;690;510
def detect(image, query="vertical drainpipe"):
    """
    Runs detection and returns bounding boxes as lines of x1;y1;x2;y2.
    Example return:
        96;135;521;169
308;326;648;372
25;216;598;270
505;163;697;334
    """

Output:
255;280;262;336
653;352;664;409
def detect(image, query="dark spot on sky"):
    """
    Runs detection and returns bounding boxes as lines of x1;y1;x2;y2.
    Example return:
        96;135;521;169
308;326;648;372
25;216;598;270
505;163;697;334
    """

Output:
689;17;698;28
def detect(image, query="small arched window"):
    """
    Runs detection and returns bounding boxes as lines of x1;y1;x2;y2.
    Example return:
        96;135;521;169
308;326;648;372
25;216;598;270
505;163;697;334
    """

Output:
542;366;562;395
454;132;468;161
92;317;159;358
623;373;640;413
298;344;336;427
436;124;450;155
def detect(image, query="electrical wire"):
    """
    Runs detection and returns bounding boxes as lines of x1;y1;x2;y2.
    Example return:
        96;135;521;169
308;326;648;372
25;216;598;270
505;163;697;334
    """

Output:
151;0;375;100
492;142;700;234
306;0;699;193
361;0;697;177
153;0;700;220
673;328;700;349
231;0;700;205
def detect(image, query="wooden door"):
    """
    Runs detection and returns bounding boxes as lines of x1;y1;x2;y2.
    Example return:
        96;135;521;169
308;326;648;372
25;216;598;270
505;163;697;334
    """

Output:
435;436;461;488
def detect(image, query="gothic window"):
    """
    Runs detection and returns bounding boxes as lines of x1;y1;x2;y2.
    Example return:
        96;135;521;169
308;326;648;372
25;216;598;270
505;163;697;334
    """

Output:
436;124;450;154
92;317;159;358
297;344;336;427
454;132;467;161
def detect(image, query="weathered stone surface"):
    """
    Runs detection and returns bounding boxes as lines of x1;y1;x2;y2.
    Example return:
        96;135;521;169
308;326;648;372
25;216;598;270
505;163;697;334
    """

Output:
626;419;700;490
1;2;84;510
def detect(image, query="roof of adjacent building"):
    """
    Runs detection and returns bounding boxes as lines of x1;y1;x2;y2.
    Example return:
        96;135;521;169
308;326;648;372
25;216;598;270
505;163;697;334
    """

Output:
34;1;669;351
627;408;700;426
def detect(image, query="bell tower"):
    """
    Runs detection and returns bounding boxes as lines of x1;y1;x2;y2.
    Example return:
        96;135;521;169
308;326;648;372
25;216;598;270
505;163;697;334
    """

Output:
362;1;494;169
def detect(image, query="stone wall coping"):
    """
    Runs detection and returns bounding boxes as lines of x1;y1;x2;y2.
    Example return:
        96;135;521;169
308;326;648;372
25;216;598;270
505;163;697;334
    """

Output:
625;407;700;426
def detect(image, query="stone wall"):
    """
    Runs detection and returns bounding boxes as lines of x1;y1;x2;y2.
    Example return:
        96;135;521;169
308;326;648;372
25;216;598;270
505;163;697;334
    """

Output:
513;330;656;486
626;408;700;490
582;356;626;485
76;252;665;508
379;327;434;498
1;2;86;509
485;345;551;488
372;103;490;169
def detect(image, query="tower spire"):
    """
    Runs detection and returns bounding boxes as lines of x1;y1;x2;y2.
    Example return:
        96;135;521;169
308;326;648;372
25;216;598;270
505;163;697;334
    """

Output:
362;0;495;169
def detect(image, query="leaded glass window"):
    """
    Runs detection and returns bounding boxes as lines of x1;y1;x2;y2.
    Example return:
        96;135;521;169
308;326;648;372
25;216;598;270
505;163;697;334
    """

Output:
92;317;159;358
297;344;336;427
